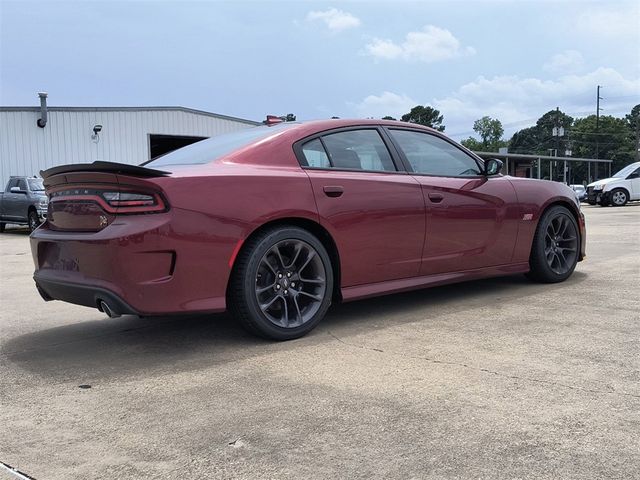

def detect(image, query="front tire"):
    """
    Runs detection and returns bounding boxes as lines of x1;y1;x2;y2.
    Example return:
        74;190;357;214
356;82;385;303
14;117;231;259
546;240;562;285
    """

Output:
229;226;334;340
28;210;40;232
527;205;579;283
610;189;628;207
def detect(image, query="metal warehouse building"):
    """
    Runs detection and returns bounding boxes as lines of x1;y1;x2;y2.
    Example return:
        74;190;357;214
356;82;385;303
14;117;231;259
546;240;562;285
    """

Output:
0;93;260;187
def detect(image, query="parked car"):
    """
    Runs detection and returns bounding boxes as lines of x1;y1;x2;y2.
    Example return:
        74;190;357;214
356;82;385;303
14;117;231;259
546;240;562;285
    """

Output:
570;184;587;202
586;161;640;206
30;119;586;340
0;176;48;232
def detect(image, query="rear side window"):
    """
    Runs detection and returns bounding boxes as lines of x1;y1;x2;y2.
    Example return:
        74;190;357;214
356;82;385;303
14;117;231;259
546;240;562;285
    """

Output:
144;124;295;167
300;129;396;172
390;129;482;177
17;179;27;190
301;139;330;168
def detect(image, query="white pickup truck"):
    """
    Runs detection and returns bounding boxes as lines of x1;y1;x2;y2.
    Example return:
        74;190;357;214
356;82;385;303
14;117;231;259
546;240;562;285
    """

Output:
586;161;640;206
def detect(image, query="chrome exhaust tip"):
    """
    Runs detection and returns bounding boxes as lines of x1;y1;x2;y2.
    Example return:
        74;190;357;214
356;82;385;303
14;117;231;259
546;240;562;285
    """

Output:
98;300;121;318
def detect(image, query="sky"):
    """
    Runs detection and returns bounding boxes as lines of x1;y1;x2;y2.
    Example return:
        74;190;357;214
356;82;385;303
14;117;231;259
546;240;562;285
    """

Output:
1;0;639;140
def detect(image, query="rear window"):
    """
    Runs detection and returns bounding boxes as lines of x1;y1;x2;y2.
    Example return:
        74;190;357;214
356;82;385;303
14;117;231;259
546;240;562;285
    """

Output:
144;124;295;167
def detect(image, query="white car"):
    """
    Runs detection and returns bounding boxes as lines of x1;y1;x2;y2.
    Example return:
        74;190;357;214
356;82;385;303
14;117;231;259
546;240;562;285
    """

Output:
586;161;640;206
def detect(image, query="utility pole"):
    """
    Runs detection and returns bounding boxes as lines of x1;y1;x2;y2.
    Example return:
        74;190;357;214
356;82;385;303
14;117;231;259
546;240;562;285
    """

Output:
595;85;603;179
551;106;566;183
636;114;640;161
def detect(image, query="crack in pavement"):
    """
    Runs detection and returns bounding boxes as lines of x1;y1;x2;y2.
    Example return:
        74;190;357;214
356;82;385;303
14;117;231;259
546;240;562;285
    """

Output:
326;330;640;400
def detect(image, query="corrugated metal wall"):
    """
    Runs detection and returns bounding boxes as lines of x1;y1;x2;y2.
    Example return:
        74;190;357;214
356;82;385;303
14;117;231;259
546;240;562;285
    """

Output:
0;108;257;188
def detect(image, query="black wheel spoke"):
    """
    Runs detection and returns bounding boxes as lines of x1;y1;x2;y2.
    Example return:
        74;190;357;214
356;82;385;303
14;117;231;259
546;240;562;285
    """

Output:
299;250;316;273
261;258;277;275
298;291;323;302
298;276;324;284
256;283;276;294
287;243;303;269
293;295;303;322
273;246;286;270
280;297;289;327
260;295;280;312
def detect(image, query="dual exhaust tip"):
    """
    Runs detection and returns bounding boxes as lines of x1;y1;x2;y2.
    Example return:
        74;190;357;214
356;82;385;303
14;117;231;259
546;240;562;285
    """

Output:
98;300;121;318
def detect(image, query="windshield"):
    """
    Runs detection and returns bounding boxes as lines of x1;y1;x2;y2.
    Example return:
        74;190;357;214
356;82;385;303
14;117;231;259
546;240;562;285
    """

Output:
612;163;640;179
143;124;296;167
27;178;45;191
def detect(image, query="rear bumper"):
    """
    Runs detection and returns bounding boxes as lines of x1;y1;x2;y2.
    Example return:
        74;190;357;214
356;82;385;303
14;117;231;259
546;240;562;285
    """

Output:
34;272;138;316
29;210;235;315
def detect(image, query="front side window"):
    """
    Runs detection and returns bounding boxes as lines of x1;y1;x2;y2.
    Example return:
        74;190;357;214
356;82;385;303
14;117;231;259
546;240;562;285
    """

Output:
390;129;482;177
28;179;45;191
300;129;396;172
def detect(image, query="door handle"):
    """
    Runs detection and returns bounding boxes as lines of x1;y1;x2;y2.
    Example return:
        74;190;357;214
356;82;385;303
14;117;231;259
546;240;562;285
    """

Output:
323;186;344;198
428;193;444;203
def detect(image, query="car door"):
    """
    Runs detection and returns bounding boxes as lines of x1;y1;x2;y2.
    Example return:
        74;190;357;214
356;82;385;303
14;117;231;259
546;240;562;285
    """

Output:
4;178;23;221
294;127;425;287
627;167;640;200
385;128;520;276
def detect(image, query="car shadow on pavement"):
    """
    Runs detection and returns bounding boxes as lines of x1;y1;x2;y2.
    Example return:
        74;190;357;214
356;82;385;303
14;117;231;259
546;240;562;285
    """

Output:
1;272;587;383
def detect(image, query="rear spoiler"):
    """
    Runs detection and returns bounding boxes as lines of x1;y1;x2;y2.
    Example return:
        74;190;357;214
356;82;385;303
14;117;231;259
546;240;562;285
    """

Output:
41;161;171;180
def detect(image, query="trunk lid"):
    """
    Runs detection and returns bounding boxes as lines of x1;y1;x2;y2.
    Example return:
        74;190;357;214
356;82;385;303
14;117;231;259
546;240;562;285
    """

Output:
42;162;170;232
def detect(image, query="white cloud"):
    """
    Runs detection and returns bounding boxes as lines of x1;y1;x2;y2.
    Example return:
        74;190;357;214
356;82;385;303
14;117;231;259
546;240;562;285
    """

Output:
576;4;640;40
365;25;475;63
351;91;417;119
432;67;640;138
543;50;585;75
306;8;361;32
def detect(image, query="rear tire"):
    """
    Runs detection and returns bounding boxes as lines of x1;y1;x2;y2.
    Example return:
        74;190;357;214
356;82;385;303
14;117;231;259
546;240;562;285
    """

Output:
610;188;628;207
229;226;334;340
527;205;579;283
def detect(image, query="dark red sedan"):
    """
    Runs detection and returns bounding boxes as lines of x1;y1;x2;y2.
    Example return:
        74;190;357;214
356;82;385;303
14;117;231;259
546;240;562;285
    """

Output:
31;119;586;339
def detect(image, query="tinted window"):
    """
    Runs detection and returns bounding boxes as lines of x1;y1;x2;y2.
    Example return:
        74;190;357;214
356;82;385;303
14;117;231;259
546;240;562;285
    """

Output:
320;130;396;172
17;179;27;190
7;179;18;189
28;179;44;191
144;124;295;167
390;130;482;177
301;139;330;168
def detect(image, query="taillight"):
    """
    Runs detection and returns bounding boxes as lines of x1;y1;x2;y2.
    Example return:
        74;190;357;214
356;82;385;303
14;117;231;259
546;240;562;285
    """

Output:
101;191;166;213
49;188;168;214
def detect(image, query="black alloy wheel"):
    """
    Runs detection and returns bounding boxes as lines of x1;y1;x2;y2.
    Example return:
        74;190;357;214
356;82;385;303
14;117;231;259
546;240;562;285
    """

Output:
527;205;579;283
229;226;334;340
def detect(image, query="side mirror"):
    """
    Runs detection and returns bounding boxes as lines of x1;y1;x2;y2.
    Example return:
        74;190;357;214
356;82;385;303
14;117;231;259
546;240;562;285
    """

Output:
10;186;25;194
485;158;503;176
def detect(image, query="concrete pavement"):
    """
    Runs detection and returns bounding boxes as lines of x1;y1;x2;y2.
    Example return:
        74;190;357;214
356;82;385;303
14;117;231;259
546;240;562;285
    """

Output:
1;205;639;479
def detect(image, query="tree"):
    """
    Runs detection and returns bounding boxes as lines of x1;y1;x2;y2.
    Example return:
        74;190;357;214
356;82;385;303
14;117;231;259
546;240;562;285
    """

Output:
460;116;506;151
382;116;396;121
626;104;640;160
472;116;504;149
509;109;574;156
460;137;484;151
570;115;635;175
400;105;445;131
